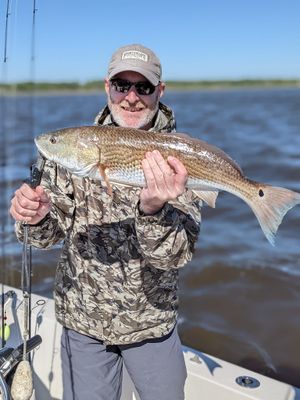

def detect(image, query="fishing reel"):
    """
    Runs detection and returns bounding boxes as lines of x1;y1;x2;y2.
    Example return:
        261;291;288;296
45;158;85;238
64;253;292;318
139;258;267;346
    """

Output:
0;335;42;400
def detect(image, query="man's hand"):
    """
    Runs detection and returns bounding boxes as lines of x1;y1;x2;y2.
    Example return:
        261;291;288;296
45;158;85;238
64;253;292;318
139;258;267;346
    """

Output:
10;183;52;225
139;150;188;215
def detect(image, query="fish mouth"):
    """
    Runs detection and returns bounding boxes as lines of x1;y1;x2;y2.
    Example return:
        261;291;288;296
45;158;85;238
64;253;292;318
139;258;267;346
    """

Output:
34;138;48;159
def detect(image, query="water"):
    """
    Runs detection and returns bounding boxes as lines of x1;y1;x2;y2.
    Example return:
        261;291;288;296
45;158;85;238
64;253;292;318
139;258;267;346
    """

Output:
1;88;300;387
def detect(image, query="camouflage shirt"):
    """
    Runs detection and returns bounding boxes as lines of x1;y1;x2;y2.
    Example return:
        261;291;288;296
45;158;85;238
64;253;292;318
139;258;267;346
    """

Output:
16;102;202;345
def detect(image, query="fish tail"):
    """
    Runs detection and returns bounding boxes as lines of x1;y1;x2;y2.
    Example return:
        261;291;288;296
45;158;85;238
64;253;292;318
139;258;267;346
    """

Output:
245;184;300;246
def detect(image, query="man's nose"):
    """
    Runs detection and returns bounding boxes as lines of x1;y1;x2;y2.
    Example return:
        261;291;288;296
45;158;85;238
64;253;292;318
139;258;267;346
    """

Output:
124;87;140;102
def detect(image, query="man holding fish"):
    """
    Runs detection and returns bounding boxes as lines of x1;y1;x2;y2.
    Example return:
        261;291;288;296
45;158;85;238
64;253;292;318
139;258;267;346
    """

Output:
10;44;202;400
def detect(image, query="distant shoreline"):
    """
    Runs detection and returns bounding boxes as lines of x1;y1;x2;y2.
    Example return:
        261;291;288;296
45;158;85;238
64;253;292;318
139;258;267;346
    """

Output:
1;79;300;94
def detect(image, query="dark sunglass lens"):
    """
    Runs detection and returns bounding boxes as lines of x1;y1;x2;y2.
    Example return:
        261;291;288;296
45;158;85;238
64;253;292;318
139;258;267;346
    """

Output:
135;82;155;95
111;79;131;93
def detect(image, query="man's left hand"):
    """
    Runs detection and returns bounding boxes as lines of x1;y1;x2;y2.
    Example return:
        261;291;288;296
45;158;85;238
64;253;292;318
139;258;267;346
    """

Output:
139;150;188;215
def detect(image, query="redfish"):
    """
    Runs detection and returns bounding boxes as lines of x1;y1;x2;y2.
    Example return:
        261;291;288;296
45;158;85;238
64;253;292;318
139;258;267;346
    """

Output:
35;125;300;246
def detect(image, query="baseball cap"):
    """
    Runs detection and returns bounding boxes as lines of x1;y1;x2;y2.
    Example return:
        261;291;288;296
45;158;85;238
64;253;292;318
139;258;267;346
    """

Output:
107;44;162;86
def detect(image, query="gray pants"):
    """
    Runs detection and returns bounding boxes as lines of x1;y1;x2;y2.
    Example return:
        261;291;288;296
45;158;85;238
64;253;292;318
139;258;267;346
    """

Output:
61;326;187;400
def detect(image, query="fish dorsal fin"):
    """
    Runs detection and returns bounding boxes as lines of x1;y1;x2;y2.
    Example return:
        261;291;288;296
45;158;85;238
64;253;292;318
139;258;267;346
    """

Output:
161;131;243;175
192;190;219;208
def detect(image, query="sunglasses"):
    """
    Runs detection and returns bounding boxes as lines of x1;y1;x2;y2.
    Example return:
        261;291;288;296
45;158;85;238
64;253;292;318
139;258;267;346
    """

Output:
110;78;158;96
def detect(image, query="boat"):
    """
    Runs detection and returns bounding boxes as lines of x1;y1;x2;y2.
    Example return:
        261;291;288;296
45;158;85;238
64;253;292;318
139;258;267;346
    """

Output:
1;284;299;400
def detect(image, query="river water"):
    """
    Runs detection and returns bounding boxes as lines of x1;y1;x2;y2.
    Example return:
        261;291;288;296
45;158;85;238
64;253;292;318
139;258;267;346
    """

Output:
1;88;300;387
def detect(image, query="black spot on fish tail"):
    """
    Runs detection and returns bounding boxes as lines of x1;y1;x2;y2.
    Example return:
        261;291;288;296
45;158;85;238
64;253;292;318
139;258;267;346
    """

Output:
259;189;264;197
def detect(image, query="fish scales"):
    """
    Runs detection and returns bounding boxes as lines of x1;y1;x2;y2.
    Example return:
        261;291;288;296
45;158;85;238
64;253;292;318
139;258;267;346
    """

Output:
89;126;243;190
35;125;300;245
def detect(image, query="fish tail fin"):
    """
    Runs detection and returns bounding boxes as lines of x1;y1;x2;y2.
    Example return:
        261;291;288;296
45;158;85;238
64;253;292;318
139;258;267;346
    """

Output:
246;185;300;246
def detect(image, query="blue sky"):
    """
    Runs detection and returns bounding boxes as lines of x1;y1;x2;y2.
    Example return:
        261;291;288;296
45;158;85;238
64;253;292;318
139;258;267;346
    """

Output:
1;0;300;83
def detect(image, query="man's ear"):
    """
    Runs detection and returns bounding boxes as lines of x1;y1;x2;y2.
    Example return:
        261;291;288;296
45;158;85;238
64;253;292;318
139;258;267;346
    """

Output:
159;82;166;98
104;78;110;95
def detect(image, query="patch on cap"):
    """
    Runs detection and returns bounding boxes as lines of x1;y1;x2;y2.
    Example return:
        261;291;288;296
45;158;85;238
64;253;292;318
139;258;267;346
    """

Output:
122;51;148;62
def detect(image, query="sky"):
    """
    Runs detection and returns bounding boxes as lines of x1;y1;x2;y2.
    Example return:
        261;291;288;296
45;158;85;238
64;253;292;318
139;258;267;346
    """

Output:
0;0;300;83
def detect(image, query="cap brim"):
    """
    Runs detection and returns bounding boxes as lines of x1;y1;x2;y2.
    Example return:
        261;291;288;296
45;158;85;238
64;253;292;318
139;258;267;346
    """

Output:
108;66;159;86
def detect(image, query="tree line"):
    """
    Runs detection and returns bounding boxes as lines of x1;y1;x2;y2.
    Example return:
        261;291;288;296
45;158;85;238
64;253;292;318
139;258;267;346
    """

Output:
1;79;299;92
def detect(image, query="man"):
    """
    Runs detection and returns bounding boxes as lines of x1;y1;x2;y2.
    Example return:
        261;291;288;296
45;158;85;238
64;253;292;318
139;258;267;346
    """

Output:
10;44;201;400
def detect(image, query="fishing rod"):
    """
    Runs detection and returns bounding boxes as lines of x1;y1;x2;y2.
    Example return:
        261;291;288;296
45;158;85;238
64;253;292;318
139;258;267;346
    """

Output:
10;148;45;400
3;0;12;63
30;0;38;77
0;1;45;399
1;0;13;351
11;151;45;400
10;3;45;399
21;155;45;350
20;0;40;352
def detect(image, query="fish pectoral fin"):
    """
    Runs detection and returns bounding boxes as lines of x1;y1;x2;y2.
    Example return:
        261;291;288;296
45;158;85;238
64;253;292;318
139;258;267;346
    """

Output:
98;163;113;196
192;190;219;208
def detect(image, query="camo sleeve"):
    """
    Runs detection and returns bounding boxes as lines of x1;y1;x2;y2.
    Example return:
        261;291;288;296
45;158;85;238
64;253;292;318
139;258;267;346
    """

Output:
135;190;201;270
15;161;75;249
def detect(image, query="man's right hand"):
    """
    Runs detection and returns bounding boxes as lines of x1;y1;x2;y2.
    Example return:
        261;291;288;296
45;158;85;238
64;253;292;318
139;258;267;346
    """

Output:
10;183;52;225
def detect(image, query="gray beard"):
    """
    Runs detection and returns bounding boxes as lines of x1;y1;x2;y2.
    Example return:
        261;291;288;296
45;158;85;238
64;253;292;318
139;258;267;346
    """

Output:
107;98;159;130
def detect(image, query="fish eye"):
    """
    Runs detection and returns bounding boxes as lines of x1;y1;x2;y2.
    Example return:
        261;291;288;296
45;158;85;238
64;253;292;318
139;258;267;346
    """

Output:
50;136;57;144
